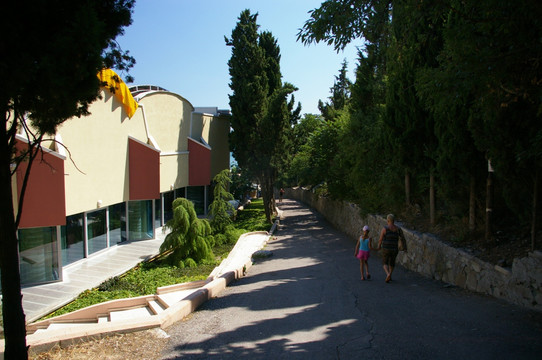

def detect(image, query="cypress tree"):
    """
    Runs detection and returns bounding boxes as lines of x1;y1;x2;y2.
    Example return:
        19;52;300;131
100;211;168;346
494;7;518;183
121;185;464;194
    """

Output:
226;10;298;222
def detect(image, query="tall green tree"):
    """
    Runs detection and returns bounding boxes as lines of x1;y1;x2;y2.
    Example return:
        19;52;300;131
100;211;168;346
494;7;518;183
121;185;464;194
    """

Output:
318;59;352;121
385;0;444;223
298;0;398;209
298;0;392;53
285;114;324;187
298;0;542;251
343;49;389;212
0;1;135;357
230;165;253;202
435;0;542;244
226;9;298;223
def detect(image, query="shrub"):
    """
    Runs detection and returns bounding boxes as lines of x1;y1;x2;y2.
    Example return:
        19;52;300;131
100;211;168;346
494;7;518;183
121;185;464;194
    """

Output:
160;198;214;265
208;169;236;233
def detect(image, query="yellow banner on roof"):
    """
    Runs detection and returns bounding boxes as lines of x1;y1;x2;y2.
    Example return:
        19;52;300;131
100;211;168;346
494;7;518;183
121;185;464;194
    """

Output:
97;68;139;118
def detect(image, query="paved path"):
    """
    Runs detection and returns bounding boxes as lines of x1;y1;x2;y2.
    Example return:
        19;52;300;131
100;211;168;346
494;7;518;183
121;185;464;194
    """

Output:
160;199;542;360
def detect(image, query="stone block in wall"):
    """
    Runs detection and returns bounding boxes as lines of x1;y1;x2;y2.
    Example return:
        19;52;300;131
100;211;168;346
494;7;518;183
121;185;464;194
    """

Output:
454;270;467;288
512;258;528;282
471;261;482;273
494;265;511;276
476;271;494;295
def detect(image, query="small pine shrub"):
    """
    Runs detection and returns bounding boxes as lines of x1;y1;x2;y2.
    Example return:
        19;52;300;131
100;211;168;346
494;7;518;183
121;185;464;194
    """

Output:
184;258;197;268
160;198;214;264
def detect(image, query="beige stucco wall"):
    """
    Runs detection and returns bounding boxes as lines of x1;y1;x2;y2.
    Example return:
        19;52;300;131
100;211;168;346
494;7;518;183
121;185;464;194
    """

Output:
58;90;148;215
138;92;193;193
208;116;230;178
139;92;192;153
159;155;189;191
190;112;230;179
190;112;206;142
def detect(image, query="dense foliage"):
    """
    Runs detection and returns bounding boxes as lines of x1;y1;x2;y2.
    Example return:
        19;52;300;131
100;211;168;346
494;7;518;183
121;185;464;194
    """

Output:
290;0;542;249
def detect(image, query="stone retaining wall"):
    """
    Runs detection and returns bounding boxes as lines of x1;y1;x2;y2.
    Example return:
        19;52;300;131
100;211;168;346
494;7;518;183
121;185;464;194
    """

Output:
287;187;542;312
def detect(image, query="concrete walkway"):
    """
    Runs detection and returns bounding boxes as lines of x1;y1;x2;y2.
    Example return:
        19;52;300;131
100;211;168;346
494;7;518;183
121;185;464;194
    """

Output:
22;229;167;324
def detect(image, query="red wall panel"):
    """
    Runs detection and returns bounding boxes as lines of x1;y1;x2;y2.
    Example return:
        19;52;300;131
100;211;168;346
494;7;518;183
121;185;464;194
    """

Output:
16;140;66;228
129;137;160;200
188;138;211;186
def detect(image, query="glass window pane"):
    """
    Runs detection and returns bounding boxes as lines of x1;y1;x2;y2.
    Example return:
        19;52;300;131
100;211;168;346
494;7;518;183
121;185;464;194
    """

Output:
109;203;126;245
87;209;107;254
18;227;59;285
61;213;85;265
154;197;162;228
128;200;153;241
174;187;186;199
187;186;205;215
163;191;174;223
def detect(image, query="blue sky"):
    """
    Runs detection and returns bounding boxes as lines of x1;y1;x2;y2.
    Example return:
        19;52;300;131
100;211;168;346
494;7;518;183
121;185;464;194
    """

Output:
117;0;361;115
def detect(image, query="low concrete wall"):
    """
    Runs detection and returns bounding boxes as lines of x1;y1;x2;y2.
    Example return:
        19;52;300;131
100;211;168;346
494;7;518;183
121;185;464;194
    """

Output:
287;187;542;312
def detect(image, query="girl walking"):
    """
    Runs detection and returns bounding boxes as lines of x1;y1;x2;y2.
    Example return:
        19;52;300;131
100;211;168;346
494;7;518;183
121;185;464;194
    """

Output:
354;225;374;280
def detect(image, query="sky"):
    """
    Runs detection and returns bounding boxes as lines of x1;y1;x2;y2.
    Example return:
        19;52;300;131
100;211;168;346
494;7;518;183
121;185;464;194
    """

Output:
116;0;362;115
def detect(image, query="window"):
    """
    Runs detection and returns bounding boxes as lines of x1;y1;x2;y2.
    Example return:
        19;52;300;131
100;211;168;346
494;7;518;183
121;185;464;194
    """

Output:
109;202;127;244
87;209;107;254
163;191;174;223
61;213;85;265
18;227;59;285
128;200;153;240
154;196;162;228
187;186;205;215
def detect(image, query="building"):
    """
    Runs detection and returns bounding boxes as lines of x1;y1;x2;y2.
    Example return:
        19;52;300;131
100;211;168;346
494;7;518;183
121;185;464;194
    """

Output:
12;71;230;286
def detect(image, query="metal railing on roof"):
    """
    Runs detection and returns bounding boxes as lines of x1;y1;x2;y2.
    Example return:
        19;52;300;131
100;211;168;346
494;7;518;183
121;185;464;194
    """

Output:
129;85;168;96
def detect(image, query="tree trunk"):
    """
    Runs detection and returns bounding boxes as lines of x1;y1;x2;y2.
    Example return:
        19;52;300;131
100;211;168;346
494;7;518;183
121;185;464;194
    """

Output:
259;172;274;224
532;168;538;252
405;169;411;205
469;176;476;231
485;170;494;243
429;173;435;225
0;124;28;358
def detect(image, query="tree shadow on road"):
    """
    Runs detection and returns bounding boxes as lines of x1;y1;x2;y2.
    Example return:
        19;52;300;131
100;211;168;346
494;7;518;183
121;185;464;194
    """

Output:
161;199;542;360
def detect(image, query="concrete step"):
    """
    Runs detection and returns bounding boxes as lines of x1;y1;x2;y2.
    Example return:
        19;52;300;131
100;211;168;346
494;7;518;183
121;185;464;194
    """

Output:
148;299;167;315
109;306;153;322
38;321;97;331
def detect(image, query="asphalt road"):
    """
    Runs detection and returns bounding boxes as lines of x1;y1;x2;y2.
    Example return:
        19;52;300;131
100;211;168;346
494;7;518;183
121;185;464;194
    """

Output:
160;199;542;360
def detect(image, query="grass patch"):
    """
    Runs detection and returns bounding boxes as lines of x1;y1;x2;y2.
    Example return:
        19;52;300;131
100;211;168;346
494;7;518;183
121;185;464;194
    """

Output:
38;198;269;320
235;198;270;232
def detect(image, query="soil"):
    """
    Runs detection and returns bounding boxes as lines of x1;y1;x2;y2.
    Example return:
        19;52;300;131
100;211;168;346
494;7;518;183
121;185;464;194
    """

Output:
399;207;538;269
29;328;169;360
